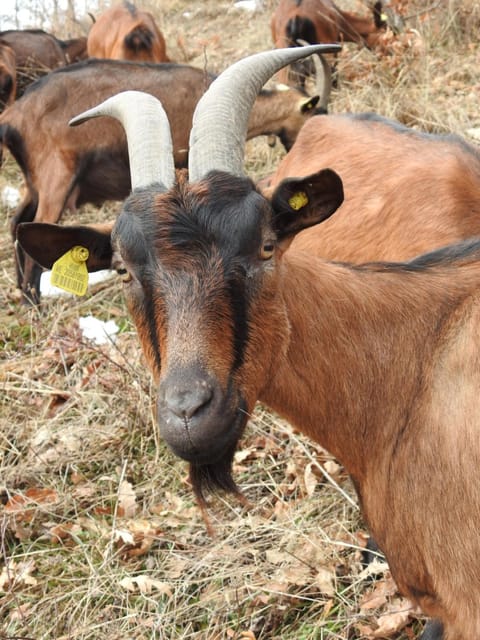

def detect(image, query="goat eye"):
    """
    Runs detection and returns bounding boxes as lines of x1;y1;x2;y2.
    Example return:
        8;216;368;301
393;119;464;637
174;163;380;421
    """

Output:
116;267;132;283
259;242;275;260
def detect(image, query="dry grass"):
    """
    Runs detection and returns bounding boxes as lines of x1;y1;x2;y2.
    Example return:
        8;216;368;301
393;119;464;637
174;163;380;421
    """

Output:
1;1;480;638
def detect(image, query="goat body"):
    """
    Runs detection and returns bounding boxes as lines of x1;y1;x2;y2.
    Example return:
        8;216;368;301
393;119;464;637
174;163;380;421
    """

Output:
0;58;324;301
261;112;480;262
87;1;169;62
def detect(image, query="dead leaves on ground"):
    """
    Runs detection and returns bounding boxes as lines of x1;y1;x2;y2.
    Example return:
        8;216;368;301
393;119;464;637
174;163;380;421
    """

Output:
0;444;420;637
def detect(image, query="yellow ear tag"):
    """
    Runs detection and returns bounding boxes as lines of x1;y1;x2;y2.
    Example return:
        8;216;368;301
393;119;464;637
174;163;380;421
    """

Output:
51;246;89;296
288;191;309;211
381;12;388;20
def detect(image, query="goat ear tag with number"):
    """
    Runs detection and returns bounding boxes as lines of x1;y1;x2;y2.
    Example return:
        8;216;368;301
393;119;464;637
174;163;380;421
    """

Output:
288;191;309;211
51;246;89;296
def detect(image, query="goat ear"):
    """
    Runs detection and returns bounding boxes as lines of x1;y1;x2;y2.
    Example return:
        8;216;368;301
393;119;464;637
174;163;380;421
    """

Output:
270;168;344;241
16;222;113;271
300;95;320;113
373;1;387;28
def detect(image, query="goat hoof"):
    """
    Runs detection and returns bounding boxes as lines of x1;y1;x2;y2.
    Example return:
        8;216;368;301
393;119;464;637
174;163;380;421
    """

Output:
361;536;384;568
419;619;444;640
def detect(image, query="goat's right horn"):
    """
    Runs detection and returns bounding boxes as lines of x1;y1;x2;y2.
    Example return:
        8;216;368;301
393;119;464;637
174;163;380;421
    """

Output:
69;90;175;191
188;44;341;183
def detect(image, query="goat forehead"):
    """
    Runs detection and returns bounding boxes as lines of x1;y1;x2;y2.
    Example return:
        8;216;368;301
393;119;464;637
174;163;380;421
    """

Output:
115;176;272;266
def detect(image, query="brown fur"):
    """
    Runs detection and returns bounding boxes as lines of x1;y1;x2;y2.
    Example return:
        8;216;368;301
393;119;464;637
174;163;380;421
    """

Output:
263;113;480;262
262;250;480;639
87;2;169;62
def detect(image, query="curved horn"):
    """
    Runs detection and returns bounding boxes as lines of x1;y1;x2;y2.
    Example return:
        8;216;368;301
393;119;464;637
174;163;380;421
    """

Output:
69;90;175;191
188;44;341;182
296;40;334;112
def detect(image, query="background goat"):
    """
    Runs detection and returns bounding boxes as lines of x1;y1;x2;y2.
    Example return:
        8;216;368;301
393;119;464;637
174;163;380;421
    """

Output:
0;51;337;303
17;47;480;639
0;29;87;102
271;0;389;85
87;1;169;62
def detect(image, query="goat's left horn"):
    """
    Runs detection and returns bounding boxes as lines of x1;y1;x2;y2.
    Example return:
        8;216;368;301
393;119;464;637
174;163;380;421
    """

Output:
69;90;175;191
188;44;341;183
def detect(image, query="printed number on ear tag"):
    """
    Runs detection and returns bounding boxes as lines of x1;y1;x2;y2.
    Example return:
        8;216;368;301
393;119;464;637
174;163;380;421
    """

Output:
288;191;309;211
51;246;89;296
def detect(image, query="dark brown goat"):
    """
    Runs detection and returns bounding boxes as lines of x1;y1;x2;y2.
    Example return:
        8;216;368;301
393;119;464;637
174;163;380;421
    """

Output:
87;1;169;62
260;112;480;262
1;50;338;302
0;42;16;109
271;0;388;84
0;29;67;71
17;47;480;639
0;30;87;100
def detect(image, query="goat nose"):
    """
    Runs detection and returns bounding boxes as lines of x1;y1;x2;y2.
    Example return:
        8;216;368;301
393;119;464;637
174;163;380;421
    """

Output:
164;380;214;420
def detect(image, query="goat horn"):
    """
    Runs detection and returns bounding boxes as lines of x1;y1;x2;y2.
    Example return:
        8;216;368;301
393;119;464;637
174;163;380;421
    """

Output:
69;90;175;191
296;39;333;112
188;44;341;182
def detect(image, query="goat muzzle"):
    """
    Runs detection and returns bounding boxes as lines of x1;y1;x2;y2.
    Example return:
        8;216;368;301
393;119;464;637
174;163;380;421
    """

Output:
157;366;245;465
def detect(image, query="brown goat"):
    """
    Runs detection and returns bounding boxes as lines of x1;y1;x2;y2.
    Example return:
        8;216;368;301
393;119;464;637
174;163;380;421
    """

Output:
0;29;87;100
17;47;480;639
260;112;480;262
0;42;16;110
0;29;67;71
87;1;169;62
271;0;388;84
1;50;338;302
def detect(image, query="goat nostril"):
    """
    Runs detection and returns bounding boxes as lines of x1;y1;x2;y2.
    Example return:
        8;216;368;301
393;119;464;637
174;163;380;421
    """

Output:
164;381;214;421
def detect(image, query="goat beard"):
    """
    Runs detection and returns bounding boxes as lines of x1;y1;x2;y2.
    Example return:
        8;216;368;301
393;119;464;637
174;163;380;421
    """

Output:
188;443;240;507
188;393;250;509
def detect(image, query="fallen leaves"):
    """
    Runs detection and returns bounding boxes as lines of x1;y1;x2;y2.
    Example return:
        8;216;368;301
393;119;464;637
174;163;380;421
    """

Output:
118;574;172;596
4;487;60;540
113;519;163;558
0;559;37;592
356;573;417;638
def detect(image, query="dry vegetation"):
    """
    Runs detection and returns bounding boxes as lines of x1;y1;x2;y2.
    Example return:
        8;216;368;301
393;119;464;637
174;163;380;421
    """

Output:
1;1;480;638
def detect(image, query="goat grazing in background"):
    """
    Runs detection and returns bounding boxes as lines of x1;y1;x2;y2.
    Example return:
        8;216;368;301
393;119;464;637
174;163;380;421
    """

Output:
0;29;68;71
87;1;169;62
1;48;338;303
271;0;391;84
0;30;88;102
17;46;480;639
